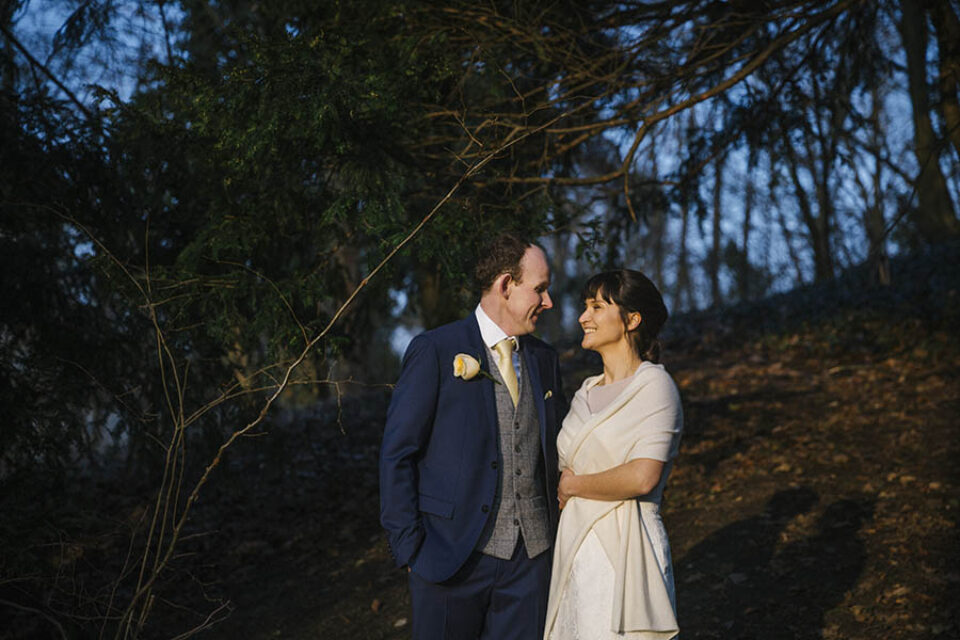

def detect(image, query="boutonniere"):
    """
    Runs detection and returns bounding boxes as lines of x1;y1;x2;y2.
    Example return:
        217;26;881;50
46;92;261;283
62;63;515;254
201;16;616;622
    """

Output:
544;390;553;400
453;353;500;384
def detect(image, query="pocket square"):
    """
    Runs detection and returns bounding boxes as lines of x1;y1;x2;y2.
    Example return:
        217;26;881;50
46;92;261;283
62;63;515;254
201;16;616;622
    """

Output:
544;390;553;400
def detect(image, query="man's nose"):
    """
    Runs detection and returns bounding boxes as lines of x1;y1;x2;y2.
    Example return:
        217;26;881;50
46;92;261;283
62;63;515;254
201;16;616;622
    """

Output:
541;291;553;309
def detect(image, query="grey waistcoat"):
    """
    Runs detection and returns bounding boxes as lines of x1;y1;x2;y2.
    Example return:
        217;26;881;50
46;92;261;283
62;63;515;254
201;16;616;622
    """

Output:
478;346;551;559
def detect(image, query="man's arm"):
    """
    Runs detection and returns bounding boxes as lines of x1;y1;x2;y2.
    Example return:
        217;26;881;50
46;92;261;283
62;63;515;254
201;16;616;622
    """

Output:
379;334;440;568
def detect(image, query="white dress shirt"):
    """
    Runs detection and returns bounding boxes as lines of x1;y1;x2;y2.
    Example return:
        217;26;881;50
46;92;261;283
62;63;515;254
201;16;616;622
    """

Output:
475;304;520;374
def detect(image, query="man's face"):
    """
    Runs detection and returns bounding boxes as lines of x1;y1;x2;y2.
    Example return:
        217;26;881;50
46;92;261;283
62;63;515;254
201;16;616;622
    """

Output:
503;246;553;335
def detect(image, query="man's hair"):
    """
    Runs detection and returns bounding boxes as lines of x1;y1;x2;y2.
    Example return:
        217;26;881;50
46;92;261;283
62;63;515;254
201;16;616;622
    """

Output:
475;233;536;292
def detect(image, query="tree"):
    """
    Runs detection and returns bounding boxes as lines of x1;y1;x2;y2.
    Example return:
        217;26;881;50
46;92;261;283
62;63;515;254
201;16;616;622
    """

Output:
5;1;959;636
898;0;959;240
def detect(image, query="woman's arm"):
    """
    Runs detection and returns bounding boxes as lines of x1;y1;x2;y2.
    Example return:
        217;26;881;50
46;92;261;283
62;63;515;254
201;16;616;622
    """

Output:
558;458;664;507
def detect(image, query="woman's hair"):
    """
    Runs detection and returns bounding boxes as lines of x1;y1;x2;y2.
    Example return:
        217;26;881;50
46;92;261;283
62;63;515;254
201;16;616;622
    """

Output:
582;269;668;363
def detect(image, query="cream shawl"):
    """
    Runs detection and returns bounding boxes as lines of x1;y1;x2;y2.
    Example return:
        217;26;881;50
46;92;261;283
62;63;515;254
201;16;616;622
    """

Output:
545;362;682;639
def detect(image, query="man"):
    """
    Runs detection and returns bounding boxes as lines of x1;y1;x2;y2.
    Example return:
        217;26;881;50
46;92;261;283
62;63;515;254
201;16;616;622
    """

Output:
380;234;565;639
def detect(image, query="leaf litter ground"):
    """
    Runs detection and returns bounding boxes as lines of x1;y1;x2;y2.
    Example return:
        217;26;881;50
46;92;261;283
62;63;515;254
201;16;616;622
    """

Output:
187;253;958;639
13;248;951;639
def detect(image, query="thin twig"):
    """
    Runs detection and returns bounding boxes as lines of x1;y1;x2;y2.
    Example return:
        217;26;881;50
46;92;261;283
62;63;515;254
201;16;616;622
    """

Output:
97;96;582;637
0;598;69;640
0;24;94;119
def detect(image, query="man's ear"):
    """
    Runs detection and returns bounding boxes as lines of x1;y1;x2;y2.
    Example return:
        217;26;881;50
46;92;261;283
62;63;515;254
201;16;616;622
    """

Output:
497;273;513;298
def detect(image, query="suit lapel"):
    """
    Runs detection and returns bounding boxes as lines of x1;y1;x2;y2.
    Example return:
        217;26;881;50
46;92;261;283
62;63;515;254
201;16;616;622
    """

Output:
521;338;548;448
465;314;498;434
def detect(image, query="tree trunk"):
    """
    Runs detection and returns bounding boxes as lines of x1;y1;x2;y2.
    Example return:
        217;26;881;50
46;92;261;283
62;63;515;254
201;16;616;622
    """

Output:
809;144;836;281
710;152;724;307
898;0;959;240
739;147;757;300
1;2;22;97
929;0;960;160
675;193;693;312
784;137;834;282
867;85;891;286
674;111;695;312
417;267;464;330
537;233;569;340
647;136;665;288
776;204;807;288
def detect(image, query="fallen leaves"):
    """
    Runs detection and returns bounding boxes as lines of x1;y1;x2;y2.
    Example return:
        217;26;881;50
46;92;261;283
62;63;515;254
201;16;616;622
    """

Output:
668;314;959;640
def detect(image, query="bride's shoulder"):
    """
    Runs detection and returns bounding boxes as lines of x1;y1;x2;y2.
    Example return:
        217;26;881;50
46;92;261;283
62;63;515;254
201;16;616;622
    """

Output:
574;373;604;395
633;361;681;398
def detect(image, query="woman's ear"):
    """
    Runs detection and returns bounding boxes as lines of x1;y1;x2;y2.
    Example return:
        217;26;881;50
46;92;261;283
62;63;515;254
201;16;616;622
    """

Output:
627;312;642;331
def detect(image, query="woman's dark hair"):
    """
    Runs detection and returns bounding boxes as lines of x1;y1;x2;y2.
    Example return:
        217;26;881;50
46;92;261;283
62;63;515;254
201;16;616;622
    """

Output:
582;269;668;363
475;233;537;292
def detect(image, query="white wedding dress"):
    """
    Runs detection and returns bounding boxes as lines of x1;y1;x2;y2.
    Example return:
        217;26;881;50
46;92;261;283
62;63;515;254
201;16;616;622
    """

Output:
548;365;680;640
549;507;676;639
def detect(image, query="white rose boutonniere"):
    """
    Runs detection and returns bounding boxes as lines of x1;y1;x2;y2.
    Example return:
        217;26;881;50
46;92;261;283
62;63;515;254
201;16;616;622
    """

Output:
453;353;501;384
453;353;481;380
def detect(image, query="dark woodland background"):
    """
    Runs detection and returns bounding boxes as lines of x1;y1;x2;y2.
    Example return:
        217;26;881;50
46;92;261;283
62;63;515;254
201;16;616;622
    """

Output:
1;1;959;638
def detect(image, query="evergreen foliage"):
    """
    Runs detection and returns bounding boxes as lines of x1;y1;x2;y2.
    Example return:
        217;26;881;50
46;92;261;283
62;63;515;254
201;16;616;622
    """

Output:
1;1;959;636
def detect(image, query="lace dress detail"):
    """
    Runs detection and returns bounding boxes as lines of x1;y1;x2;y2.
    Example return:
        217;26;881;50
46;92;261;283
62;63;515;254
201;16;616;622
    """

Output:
548;504;676;640
549;363;680;640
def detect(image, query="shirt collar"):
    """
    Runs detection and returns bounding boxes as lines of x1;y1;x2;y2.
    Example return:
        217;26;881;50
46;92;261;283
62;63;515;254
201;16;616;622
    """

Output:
474;304;519;351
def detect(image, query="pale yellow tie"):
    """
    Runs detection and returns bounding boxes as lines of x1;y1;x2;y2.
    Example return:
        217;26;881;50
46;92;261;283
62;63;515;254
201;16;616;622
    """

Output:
493;338;519;407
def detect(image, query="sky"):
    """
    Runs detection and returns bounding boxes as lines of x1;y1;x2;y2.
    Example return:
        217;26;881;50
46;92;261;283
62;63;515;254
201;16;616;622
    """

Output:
10;1;958;358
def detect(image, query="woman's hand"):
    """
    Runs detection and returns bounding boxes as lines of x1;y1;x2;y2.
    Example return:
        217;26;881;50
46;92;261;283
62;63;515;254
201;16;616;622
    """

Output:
557;459;665;504
558;468;577;509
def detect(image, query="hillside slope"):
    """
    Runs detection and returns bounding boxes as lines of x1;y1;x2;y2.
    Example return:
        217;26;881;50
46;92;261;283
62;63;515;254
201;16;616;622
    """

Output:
7;246;952;639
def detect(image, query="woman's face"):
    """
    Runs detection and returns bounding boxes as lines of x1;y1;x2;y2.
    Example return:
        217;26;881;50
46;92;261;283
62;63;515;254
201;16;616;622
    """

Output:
578;293;629;353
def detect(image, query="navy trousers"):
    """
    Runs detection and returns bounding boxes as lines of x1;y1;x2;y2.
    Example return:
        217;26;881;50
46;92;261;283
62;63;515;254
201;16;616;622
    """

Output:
408;537;551;640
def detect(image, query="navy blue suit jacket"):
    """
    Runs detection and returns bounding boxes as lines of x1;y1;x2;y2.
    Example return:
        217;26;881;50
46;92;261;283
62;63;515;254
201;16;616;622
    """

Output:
379;314;565;583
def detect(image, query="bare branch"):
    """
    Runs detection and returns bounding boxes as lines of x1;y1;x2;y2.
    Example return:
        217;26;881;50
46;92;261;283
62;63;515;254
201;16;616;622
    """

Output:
0;23;94;119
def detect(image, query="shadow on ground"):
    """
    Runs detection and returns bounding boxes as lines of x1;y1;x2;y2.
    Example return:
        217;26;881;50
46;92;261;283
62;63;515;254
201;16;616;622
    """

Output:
677;488;874;639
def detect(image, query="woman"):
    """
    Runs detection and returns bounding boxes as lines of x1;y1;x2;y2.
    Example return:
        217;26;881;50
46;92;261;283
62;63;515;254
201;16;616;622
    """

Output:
545;270;682;640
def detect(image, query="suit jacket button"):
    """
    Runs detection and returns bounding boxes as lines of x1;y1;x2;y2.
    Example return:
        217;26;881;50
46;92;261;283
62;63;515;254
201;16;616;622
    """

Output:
491;461;498;469
481;504;490;513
